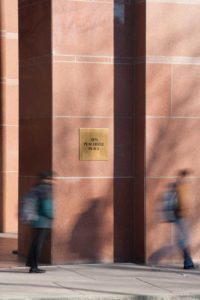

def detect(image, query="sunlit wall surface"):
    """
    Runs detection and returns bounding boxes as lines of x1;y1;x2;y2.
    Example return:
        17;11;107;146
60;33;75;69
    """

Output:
146;0;200;263
0;0;18;233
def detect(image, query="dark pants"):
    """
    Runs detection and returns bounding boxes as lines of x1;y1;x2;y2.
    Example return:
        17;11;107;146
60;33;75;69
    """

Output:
26;228;48;269
175;218;194;268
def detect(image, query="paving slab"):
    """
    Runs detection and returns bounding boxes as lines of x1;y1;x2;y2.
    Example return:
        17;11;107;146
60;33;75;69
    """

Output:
0;264;200;299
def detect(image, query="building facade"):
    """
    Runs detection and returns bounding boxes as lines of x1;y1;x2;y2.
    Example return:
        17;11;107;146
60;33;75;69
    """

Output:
0;0;200;265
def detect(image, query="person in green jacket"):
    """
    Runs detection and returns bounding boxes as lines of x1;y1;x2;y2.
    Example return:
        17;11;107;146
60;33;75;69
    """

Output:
26;171;54;273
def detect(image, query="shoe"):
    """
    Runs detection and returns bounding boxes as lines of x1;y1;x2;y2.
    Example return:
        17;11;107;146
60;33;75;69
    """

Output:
29;268;46;273
184;265;195;270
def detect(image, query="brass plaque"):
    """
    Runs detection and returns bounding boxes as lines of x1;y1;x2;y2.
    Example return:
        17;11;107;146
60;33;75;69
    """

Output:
80;128;109;161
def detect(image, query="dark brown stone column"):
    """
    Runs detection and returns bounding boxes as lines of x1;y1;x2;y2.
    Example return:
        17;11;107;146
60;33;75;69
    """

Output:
18;0;52;260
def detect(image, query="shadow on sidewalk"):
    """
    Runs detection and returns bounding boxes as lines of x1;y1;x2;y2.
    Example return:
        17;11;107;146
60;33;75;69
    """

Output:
78;263;200;276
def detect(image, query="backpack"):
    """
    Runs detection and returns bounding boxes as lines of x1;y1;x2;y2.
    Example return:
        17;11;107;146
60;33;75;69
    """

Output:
162;189;178;222
20;188;39;224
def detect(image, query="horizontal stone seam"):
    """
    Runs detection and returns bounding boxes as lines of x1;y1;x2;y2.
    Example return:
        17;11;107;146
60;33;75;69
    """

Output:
147;176;200;179
19;0;199;5
61;0;113;3
54;116;134;119
0;171;18;173
55;53;136;62
0;31;18;40
146;0;200;4
147;116;200;119
147;56;200;65
19;55;200;66
66;0;138;4
18;0;132;8
0;125;18;127
53;0;132;4
53;60;134;66
20;116;200;120
53;54;136;65
18;0;139;9
18;116;200;120
20;55;200;65
53;55;200;65
20;176;135;179
0;78;19;86
19;116;134;120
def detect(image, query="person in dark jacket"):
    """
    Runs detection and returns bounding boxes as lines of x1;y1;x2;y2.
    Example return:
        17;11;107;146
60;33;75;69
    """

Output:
26;171;54;273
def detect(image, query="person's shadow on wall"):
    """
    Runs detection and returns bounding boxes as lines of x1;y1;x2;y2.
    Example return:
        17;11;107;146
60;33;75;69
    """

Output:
68;198;109;261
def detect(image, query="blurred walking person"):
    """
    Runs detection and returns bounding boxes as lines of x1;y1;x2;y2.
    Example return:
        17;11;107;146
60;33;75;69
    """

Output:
175;169;194;269
25;171;54;273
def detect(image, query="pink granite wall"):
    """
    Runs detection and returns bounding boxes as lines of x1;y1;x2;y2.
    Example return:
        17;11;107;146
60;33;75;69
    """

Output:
51;0;135;263
18;0;136;264
0;0;18;233
51;0;114;263
146;1;200;264
17;0;200;265
18;0;200;265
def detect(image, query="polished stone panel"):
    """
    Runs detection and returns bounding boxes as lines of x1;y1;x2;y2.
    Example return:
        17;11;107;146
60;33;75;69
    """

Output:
52;0;113;56
0;0;19;235
3;173;18;233
114;178;135;262
133;62;146;262
2;85;18;125
135;2;146;57
114;2;135;58
3;126;18;171
0;172;18;233
147;3;200;56
52;178;113;263
114;117;135;177
50;0;136;264
172;65;200;117
146;118;200;177
3;38;18;79
53;62;114;117
146;64;171;117
114;64;135;118
145;1;200;266
1;0;18;32
20;58;51;118
19;0;51;59
19;118;52;176
16;0;200;267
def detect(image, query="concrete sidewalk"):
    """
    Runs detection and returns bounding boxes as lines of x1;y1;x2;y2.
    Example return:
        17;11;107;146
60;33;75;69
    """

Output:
0;263;200;299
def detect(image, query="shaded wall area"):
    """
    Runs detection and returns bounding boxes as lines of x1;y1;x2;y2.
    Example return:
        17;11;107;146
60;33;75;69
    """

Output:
113;1;146;262
146;2;200;264
18;0;52;260
133;1;146;263
0;0;18;233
